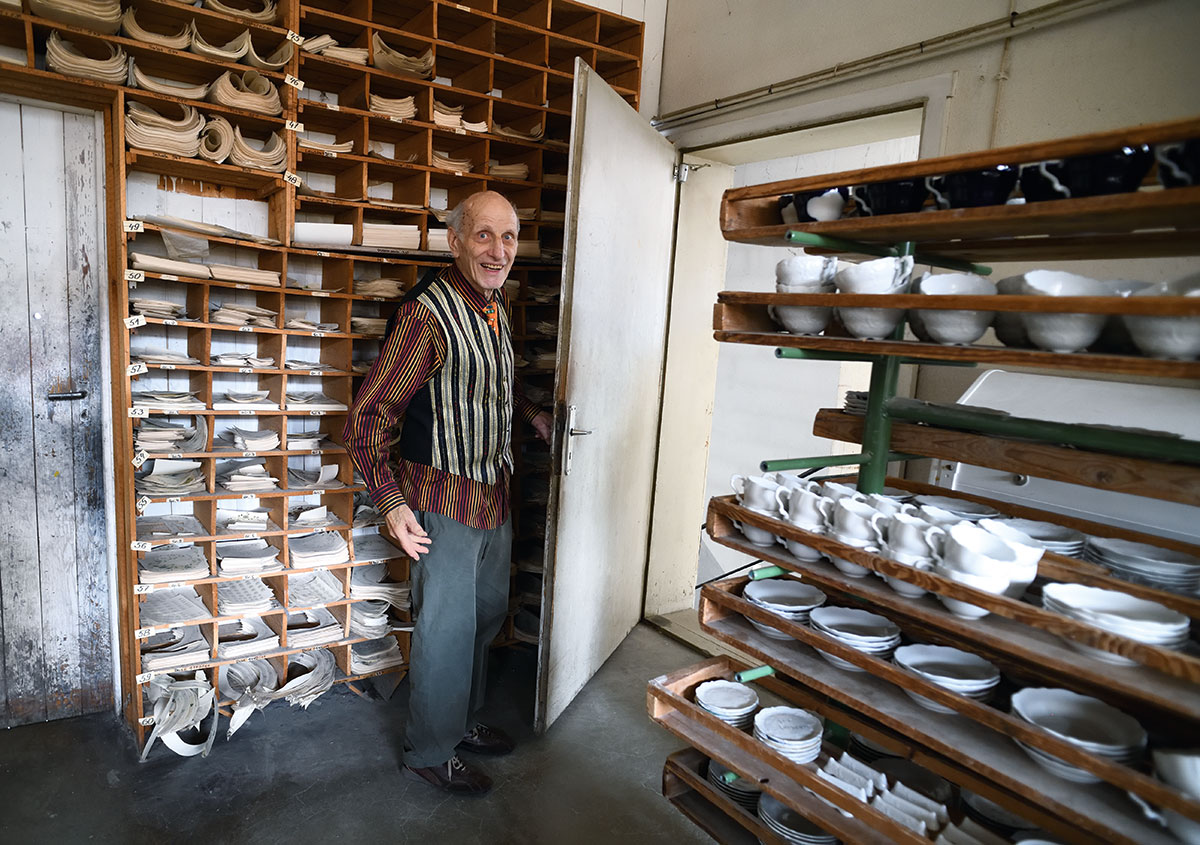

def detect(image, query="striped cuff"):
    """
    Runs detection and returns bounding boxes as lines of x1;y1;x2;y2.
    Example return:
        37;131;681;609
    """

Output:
368;482;407;517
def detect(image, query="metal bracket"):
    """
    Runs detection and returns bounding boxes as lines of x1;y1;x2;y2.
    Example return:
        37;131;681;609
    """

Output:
673;162;710;183
563;404;591;476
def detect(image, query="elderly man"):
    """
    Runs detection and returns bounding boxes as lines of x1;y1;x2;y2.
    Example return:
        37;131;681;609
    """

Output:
344;191;552;794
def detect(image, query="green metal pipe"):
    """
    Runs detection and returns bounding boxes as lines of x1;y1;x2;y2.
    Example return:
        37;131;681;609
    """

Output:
734;665;776;683
887;398;1200;465
749;565;787;580
774;348;978;368
785;230;992;275
760;452;919;472
720;770;741;784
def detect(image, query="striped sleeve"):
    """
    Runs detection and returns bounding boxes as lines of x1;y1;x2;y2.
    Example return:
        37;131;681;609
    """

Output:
513;381;543;425
343;302;443;516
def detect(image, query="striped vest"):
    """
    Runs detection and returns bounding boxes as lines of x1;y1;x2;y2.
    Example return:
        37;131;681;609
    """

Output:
396;270;514;484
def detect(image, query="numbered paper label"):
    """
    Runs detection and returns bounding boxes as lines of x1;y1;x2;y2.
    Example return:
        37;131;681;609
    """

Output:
283;170;302;187
167;581;187;589
135;672;155;685
316;251;331;257
311;331;325;338
243;532;261;539
285;119;305;132
133;583;154;595
136;495;151;511
454;128;466;135
128;406;148;418
138;716;155;726
286;29;304;45
242;451;257;458
131;540;152;552
163;319;178;326
166;497;181;503
123;219;144;233
312;291;329;298
310;449;323;455
241;494;257;500
167;452;183;459
239;367;253;374
127;362;148;376
284;74;305;90
326;103;340;112
131;450;150;468
238;409;255;416
238;326;255;332
161;364;176;370
124;314;147;329
134;627;155;639
322;150;338;158
124;269;145;283
308;370;323;376
389;116;404;124
160;274;179;281
308;410;326;416
235;283;250;290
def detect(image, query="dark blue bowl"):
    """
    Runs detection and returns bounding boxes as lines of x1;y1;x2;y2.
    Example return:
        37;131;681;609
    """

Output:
853;179;929;216
1157;140;1200;188
928;165;1018;208
1020;145;1152;201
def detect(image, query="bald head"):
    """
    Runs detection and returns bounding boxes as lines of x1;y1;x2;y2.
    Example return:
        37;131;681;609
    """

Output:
446;191;520;297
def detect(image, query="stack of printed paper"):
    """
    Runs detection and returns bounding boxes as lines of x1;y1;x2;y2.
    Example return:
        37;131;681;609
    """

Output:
289;531;350;568
215;538;283;575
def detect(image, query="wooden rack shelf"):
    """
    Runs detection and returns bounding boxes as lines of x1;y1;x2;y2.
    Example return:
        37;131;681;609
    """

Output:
661;748;767;845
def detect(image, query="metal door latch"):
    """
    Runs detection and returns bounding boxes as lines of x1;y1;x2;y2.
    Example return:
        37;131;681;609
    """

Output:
47;390;87;401
563;404;591;476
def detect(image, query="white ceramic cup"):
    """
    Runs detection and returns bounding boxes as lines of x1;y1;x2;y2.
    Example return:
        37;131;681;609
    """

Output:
775;252;835;285
731;473;780;511
832;498;888;547
828;531;875;578
776;486;834;529
886;513;946;559
865;493;918;518
771;473;822;494
939;522;1018;577
918;504;962;527
781;534;825;562
821;480;866;505
731;517;776;547
835;255;915;294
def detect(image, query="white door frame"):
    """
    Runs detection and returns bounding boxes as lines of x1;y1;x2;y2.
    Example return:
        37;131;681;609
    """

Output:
0;93;118;714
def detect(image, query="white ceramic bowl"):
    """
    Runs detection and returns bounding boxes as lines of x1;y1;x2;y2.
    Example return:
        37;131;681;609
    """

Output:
835;256;913;294
776;252;834;285
994;274;1031;348
1154;749;1200;798
1019;270;1116;352
1123;275;1200;360
1011;687;1146;751
770;302;832;335
932;563;1007;619
837;300;908;339
916;273;997;345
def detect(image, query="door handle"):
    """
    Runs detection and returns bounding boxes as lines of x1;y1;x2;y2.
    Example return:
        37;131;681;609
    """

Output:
47;390;87;401
570;427;592;436
563;405;592;476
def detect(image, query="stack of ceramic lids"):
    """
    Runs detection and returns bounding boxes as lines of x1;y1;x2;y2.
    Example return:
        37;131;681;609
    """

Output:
892;644;1001;713
371;33;433;78
705;759;760;812
757;793;837;844
753;706;823;764
912;495;999;521
808;606;901;671
742;578;826;640
1010;687;1146;783
996;518;1086;555
694;679;758;729
1084;536;1200;594
1041;582;1191;663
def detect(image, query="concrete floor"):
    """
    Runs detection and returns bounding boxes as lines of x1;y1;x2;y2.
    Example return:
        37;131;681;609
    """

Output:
0;624;714;845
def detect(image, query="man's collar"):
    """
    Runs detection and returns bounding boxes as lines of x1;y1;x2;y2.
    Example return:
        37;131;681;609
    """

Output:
442;263;502;312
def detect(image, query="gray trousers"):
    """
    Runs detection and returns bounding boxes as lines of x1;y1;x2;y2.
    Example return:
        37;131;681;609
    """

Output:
404;511;512;767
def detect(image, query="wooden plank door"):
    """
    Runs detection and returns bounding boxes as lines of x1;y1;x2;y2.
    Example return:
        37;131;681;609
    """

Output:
534;62;677;732
0;99;112;726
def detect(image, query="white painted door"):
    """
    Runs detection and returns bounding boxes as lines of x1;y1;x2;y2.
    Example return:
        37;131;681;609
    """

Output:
535;62;677;731
0;99;112;726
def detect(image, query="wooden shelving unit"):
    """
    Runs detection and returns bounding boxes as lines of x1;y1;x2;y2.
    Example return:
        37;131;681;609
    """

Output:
0;0;643;752
652;119;1200;843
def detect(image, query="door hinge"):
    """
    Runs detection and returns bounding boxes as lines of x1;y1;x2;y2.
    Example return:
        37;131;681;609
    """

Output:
673;162;710;183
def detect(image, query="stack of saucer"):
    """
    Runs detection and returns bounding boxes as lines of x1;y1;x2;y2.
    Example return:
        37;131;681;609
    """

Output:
912;495;999;521
742;578;827;640
809;606;901;671
705;759;760;812
848;732;900;763
997;518;1086;556
892;644;1000;713
753;706;823;764
1041;582;1191;664
1010;687;1146;783
758;792;838;844
694;680;759;729
1084;536;1200;594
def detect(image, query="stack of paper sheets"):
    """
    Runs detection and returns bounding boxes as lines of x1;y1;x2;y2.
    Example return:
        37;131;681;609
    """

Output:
288;504;343;530
350;637;406;673
351;359;377;374
432;150;473;172
218;658;278;736
289;532;350;569
210;301;278;326
136;514;207;543
213;391;279;412
353;501;382;527
371;33;433;78
352;533;404;563
131;252;211;279
494;120;544;141
488;160;530;180
284;317;340;331
285;359;334;371
218;577;280;615
208;70;282;116
212;352;276;368
355;278;403;298
45;31;127;83
229;126;287;172
32;0;121;32
350;563;410;611
543;172;568;187
121;8;191;49
131;347;201;366
140;587;213;625
516;239;541;259
351;316;388;336
350;600;390;638
205;0;276;24
136;459;207;495
285;392;348;412
361;223;421;249
323;45;368;64
218;459;280;492
215;538;283;576
216;426;280;451
426;228;451;252
198;115;235;163
516;207;538;221
369;93;417;119
130;298;188;320
286;430;329;450
129;61;212;99
216;508;272;533
287;464;343;490
134;416;207;453
285;608;343;647
298;136;355;153
432;100;464;129
299;33;337;53
133;214;280;246
141;626;210;671
208;264;281;286
217;616;279;658
273;648;335;708
125;102;204;158
287;568;344;606
139;546;210;584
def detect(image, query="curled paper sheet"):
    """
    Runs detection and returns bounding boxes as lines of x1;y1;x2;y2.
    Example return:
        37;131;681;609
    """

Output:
140;672;219;761
219;659;279;739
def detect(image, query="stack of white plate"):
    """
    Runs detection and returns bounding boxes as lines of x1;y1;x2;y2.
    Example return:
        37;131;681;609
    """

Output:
1010;687;1146;783
809;606;901;671
695;680;759;729
997;518;1086;556
743;578;827;640
912;495;999;521
705;759;760;812
892;644;1001;713
848;732;900;763
753;706;823;764
757;792;838;844
1084;536;1200;594
1041;582;1191;664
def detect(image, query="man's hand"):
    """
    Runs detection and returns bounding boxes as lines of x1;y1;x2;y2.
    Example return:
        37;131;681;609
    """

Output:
383;504;431;560
531;410;553;443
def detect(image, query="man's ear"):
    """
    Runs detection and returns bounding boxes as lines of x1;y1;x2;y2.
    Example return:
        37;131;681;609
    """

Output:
446;225;462;257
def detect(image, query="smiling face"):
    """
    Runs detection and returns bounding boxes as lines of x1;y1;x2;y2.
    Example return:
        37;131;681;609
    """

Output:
448;192;519;298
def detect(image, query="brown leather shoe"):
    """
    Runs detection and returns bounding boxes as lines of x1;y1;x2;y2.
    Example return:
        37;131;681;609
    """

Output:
402;756;493;794
456;723;515;755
